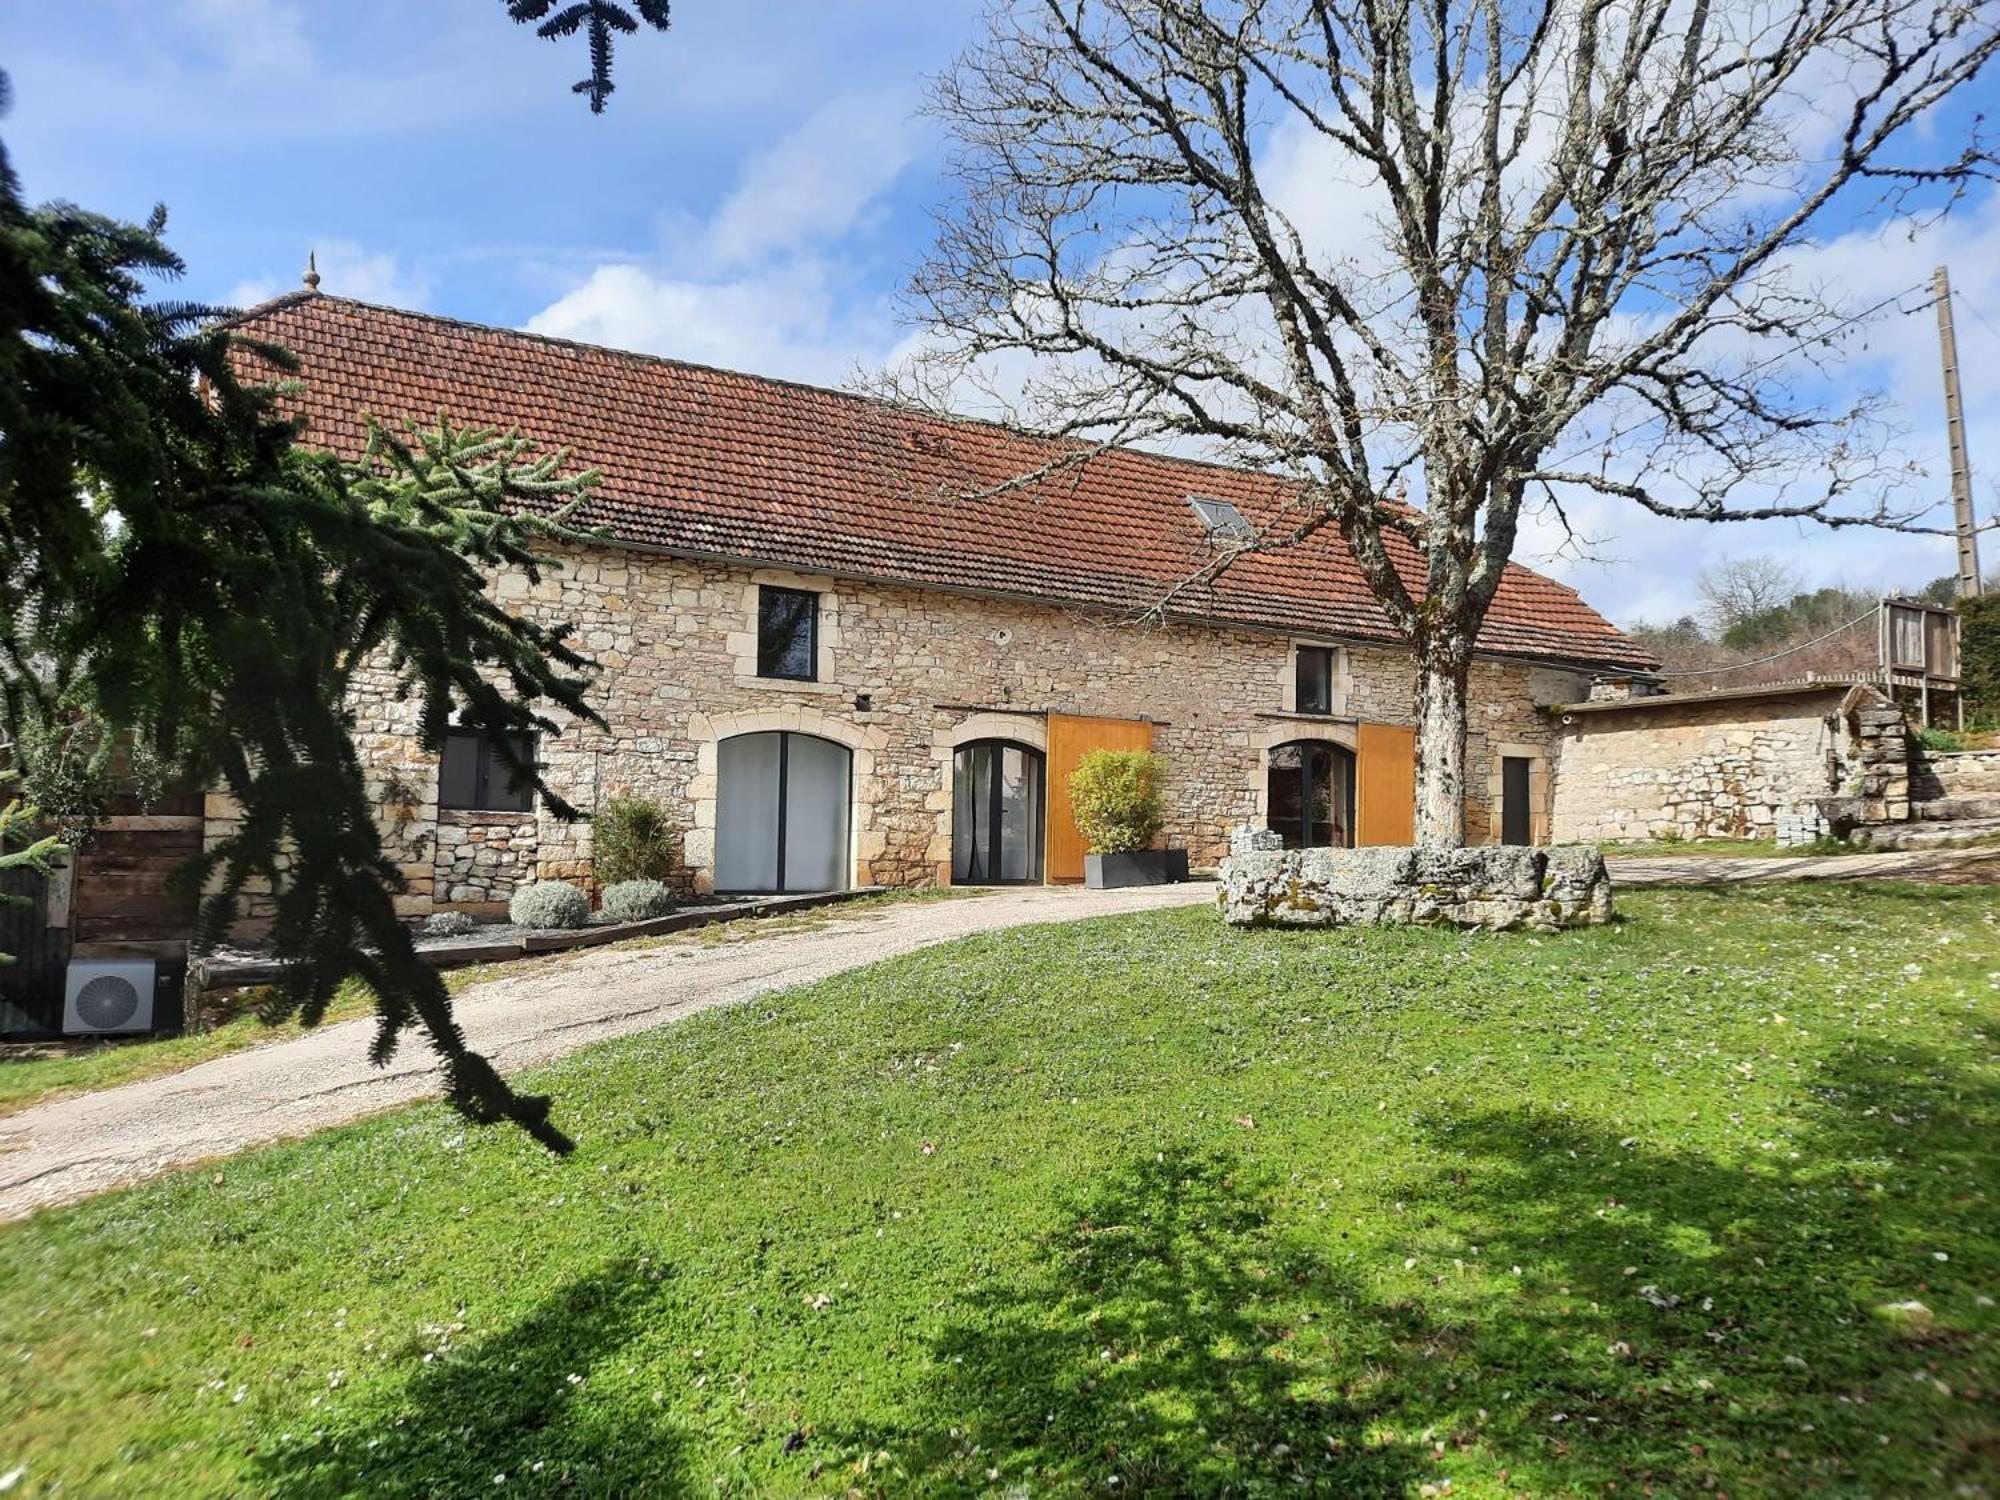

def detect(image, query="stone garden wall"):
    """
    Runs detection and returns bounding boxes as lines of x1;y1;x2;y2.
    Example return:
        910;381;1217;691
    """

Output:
1219;841;1613;931
1549;688;1863;845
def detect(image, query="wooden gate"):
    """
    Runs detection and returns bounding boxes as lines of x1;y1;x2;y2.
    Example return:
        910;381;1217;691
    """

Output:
1045;713;1155;882
1354;723;1417;846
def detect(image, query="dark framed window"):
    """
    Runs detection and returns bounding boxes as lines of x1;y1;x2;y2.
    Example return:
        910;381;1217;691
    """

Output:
439;730;536;813
757;586;819;681
1295;646;1335;714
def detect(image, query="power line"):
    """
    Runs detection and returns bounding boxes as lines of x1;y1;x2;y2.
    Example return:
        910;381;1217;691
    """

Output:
1954;283;2000;343
1653;604;1879;677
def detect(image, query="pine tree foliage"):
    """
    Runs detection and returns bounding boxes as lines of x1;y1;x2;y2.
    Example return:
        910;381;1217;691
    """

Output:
504;0;671;113
0;773;64;961
0;102;607;1151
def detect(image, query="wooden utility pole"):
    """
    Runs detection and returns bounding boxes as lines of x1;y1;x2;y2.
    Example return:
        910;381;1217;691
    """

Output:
1934;265;1982;598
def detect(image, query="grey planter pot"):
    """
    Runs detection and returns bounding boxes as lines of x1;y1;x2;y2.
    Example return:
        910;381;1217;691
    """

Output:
1083;848;1190;889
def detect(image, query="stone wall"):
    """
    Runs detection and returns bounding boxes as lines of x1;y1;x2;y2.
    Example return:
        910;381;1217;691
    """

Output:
1848;700;1912;825
206;541;1591;924
1913;747;2000;800
1549;688;1860;845
433;810;538;911
1219;845;1613;931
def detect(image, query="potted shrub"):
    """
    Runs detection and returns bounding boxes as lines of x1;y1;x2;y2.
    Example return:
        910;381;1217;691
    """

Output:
1069;749;1186;888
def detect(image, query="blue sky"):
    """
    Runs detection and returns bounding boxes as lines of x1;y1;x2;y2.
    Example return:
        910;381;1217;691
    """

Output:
5;0;1999;628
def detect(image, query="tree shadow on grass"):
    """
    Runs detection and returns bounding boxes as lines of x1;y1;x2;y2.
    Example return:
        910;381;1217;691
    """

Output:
1378;1035;2000;1496
258;1259;694;1499
851;1036;1998;1496
839;1146;1431;1495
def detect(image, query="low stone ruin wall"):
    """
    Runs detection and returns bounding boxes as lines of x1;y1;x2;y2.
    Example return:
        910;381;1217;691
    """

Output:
1219;844;1614;931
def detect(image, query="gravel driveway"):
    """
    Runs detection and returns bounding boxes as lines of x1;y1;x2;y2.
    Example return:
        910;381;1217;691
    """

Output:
0;883;1215;1220
1606;845;2000;886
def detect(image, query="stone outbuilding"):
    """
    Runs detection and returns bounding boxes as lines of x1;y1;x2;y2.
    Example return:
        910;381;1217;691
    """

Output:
1547;678;1902;846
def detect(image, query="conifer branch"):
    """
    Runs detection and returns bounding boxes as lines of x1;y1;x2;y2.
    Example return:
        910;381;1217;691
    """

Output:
503;0;672;113
0;139;612;1150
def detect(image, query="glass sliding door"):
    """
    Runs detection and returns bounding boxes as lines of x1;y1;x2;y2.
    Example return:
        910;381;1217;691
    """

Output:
952;741;1044;885
1266;740;1357;849
715;731;851;892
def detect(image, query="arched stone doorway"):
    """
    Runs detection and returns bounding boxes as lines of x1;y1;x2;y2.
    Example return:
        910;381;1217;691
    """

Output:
951;740;1045;884
1266;738;1357;849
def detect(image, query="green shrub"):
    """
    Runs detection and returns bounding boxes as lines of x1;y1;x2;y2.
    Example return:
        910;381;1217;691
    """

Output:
508;880;590;929
1961;594;2000;722
600;879;675;923
592;794;676;886
1918;725;1967;753
1068;749;1165;854
421;910;478;938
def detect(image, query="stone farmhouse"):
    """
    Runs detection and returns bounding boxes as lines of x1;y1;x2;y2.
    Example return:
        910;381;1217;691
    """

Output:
215;291;1661;916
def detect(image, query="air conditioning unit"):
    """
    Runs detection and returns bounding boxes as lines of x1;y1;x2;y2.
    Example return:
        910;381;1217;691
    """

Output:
63;958;164;1036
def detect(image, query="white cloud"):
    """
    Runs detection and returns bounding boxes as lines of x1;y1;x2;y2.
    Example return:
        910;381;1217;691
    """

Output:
181;0;312;77
522;89;921;383
703;92;918;268
525;260;893;387
225;239;434;310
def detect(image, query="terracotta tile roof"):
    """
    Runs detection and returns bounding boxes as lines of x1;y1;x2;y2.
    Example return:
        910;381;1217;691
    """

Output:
229;293;1657;674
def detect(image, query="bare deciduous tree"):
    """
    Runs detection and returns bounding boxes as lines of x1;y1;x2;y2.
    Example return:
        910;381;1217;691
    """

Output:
895;0;1999;844
1694;555;1805;635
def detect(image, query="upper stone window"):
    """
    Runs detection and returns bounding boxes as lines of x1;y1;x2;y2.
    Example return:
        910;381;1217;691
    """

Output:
1295;646;1335;714
1187;495;1255;541
439;730;536;813
757;585;819;681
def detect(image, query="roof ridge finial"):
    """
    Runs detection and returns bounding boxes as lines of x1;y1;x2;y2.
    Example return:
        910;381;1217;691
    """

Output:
302;250;321;293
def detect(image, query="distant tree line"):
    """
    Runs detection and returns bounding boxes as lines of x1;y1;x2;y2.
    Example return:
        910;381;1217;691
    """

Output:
1625;556;1973;690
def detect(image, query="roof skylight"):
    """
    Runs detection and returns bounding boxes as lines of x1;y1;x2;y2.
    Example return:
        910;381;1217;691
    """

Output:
1187;495;1256;541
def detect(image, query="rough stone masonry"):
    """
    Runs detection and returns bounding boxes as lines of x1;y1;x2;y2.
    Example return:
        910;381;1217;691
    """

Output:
1218;843;1615;931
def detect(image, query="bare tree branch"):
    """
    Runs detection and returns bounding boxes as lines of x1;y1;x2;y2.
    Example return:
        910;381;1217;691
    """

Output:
892;0;2000;843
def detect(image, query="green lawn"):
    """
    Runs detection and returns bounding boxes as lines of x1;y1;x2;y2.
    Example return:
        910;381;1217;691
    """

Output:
1597;837;1850;859
1;885;1995;1497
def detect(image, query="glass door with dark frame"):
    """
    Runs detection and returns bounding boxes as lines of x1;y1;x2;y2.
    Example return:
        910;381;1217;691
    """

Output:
1266;740;1356;849
952;741;1045;885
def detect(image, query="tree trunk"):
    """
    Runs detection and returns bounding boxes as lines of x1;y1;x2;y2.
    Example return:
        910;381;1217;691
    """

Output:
1413;644;1471;847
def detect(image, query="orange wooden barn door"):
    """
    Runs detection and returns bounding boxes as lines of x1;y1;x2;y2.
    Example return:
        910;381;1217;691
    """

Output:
1354;723;1416;846
1045;713;1156;882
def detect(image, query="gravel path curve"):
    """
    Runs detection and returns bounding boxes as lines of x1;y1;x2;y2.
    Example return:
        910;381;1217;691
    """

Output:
0;883;1215;1220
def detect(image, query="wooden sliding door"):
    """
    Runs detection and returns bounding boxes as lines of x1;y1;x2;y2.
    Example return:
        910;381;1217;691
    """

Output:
1045;713;1155;882
1354;722;1417;846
